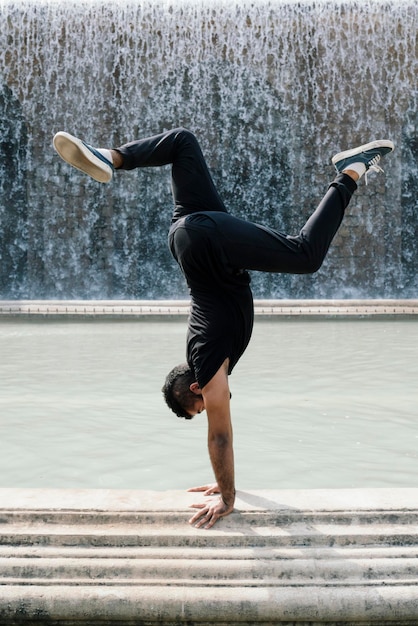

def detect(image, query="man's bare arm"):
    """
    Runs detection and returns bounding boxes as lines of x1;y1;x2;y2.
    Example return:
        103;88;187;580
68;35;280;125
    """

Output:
188;359;235;529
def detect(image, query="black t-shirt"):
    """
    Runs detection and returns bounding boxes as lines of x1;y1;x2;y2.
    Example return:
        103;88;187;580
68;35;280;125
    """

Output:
169;212;254;388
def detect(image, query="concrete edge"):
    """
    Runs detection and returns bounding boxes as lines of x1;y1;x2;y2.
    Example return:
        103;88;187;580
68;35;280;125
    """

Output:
0;487;417;512
0;299;418;317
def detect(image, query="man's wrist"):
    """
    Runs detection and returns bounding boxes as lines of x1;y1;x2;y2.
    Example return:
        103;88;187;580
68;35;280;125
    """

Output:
221;489;236;507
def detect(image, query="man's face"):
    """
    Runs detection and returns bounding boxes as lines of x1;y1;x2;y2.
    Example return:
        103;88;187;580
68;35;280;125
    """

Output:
186;394;205;419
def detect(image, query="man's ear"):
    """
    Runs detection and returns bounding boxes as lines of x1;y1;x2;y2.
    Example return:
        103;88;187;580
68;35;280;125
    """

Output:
189;382;202;395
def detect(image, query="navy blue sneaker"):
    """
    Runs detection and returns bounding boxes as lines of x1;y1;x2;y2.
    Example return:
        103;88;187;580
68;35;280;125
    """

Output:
332;139;394;182
53;131;114;183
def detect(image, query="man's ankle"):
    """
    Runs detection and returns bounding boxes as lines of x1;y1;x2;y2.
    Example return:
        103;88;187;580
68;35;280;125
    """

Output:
342;168;360;182
111;149;124;169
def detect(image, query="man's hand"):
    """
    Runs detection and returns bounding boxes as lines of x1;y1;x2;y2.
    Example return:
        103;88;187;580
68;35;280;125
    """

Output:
188;489;234;529
187;482;220;496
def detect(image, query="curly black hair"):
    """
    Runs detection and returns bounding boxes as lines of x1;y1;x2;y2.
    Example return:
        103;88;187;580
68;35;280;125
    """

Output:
162;363;198;419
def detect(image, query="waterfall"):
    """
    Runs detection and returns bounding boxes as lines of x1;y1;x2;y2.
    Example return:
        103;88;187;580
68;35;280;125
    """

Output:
0;0;416;299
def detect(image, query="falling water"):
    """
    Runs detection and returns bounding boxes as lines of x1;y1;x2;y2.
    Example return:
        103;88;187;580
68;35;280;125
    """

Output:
0;0;417;299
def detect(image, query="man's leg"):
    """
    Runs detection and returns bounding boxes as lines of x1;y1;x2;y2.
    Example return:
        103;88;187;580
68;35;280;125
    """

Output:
53;128;226;221
287;172;356;273
209;173;355;275
54;127;227;219
210;139;394;275
114;128;227;219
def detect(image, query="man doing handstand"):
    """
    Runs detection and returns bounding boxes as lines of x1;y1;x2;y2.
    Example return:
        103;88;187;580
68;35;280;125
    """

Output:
53;127;394;529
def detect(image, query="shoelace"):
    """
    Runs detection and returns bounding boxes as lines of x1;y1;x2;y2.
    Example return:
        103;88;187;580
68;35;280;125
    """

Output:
365;154;384;185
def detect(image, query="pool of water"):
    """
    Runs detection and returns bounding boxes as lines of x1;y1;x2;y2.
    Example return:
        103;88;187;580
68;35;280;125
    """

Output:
1;317;416;491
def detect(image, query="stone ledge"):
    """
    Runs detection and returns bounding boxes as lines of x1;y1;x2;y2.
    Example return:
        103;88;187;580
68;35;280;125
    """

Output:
0;488;417;625
0;299;418;318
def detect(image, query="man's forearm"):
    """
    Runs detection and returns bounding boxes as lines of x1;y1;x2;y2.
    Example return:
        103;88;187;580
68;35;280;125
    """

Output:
208;437;236;507
201;359;236;514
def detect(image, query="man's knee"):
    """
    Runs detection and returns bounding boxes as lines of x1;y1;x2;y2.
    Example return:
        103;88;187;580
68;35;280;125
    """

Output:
175;127;198;146
303;258;323;274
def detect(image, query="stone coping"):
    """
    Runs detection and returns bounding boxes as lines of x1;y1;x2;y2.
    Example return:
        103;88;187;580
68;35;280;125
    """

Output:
0;486;417;512
1;488;418;625
0;299;418;318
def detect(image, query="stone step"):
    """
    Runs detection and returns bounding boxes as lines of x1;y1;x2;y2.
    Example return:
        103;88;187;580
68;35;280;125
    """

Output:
1;584;418;626
2;508;417;525
1;509;417;552
1;556;417;585
1;519;417;548
0;488;418;625
0;545;418;561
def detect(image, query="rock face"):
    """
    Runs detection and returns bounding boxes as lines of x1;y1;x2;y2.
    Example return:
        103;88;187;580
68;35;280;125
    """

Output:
0;488;417;625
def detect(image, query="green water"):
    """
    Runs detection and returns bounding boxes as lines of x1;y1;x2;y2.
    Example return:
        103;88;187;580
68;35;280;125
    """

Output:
0;317;416;490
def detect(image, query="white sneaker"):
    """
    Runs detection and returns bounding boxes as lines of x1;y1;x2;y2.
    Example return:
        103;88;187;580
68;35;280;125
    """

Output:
53;131;114;183
332;139;394;183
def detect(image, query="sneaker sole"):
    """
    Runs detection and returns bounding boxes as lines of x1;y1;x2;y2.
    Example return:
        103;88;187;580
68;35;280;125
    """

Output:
53;131;112;183
332;139;394;166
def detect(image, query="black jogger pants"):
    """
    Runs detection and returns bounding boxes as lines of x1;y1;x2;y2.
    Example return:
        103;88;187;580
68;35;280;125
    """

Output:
116;127;357;275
